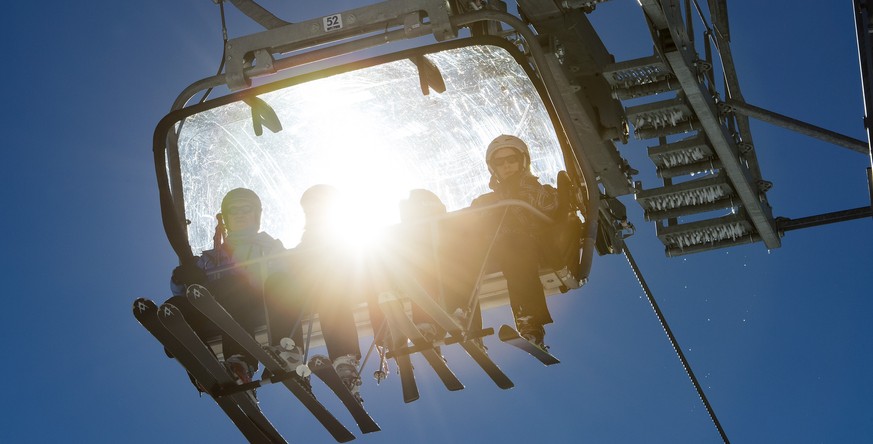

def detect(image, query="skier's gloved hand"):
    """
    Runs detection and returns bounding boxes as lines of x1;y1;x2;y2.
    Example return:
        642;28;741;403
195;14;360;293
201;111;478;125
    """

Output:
171;265;207;285
493;172;523;197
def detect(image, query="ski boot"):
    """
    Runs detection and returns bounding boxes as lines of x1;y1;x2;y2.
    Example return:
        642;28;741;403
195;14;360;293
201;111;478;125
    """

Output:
225;354;257;384
416;322;438;341
225;354;258;402
333;354;363;403
451;308;469;330
416;322;444;356
516;316;548;351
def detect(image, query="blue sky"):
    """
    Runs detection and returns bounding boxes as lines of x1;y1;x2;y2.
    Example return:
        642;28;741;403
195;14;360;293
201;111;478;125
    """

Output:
2;1;871;443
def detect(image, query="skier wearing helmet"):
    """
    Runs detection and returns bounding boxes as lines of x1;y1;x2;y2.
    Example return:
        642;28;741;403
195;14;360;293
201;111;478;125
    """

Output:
168;187;286;389
408;190;485;332
471;135;559;350
264;184;364;402
389;189;485;346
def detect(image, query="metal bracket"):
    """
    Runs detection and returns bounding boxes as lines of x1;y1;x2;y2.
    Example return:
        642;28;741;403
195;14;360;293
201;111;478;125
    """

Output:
223;0;456;90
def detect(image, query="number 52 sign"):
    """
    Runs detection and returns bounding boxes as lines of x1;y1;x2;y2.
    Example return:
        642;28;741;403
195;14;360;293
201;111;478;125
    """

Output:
323;14;343;32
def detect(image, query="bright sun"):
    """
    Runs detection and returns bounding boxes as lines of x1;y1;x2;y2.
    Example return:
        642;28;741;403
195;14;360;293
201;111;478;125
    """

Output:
291;82;410;248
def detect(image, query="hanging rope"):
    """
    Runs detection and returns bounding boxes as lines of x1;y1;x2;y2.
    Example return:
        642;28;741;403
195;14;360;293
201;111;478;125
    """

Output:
623;244;730;444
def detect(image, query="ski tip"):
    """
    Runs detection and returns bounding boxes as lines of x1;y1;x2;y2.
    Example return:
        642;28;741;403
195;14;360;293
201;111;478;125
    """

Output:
132;298;157;316
185;283;211;299
497;324;518;342
308;354;332;368
536;348;560;366
361;423;382;434
157;302;183;320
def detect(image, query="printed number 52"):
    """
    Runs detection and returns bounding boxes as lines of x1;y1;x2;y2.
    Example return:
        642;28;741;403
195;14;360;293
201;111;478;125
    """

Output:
324;14;342;31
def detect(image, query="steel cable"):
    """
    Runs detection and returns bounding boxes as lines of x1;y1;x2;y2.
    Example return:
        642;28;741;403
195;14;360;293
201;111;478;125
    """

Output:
623;244;730;444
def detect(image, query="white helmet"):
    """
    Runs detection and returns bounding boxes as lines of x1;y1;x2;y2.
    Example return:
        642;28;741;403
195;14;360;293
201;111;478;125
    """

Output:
486;134;530;175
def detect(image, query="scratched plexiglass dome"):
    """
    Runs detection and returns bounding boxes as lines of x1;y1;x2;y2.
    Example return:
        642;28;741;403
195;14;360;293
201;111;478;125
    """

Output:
177;43;566;254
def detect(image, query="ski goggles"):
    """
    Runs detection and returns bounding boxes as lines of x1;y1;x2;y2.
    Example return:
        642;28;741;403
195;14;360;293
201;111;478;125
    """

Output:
490;154;521;167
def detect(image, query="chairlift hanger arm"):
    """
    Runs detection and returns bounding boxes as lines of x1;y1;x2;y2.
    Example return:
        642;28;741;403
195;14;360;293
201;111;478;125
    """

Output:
225;0;290;29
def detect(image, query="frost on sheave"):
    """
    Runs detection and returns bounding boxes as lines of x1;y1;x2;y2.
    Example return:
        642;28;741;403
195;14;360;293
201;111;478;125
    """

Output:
644;185;727;212
666;222;750;249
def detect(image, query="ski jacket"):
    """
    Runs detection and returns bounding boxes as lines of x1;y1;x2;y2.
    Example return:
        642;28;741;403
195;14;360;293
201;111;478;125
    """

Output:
470;171;558;240
171;231;285;296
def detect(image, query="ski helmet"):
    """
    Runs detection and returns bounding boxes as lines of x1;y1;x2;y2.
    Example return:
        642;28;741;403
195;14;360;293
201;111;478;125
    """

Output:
486;134;530;176
300;184;340;213
220;188;262;232
221;188;262;214
399;189;446;222
299;184;341;230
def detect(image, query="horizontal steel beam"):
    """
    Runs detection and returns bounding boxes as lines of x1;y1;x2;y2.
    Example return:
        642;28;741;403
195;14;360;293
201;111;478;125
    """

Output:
777;207;872;232
725;99;869;155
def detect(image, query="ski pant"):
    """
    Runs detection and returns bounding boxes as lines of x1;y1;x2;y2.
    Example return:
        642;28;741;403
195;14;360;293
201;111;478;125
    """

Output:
398;250;484;338
431;213;485;333
493;232;554;327
265;266;361;361
365;216;484;346
167;275;265;367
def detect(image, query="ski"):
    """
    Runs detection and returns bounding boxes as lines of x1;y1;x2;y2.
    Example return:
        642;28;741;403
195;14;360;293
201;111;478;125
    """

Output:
394;347;420;403
380;295;464;392
308;355;381;434
381;326;419;403
386;327;492;357
388;330;513;390
156;302;286;443
457;338;514;389
185;284;356;443
384;265;513;389
389;272;464;337
133;298;285;444
498;324;560;366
